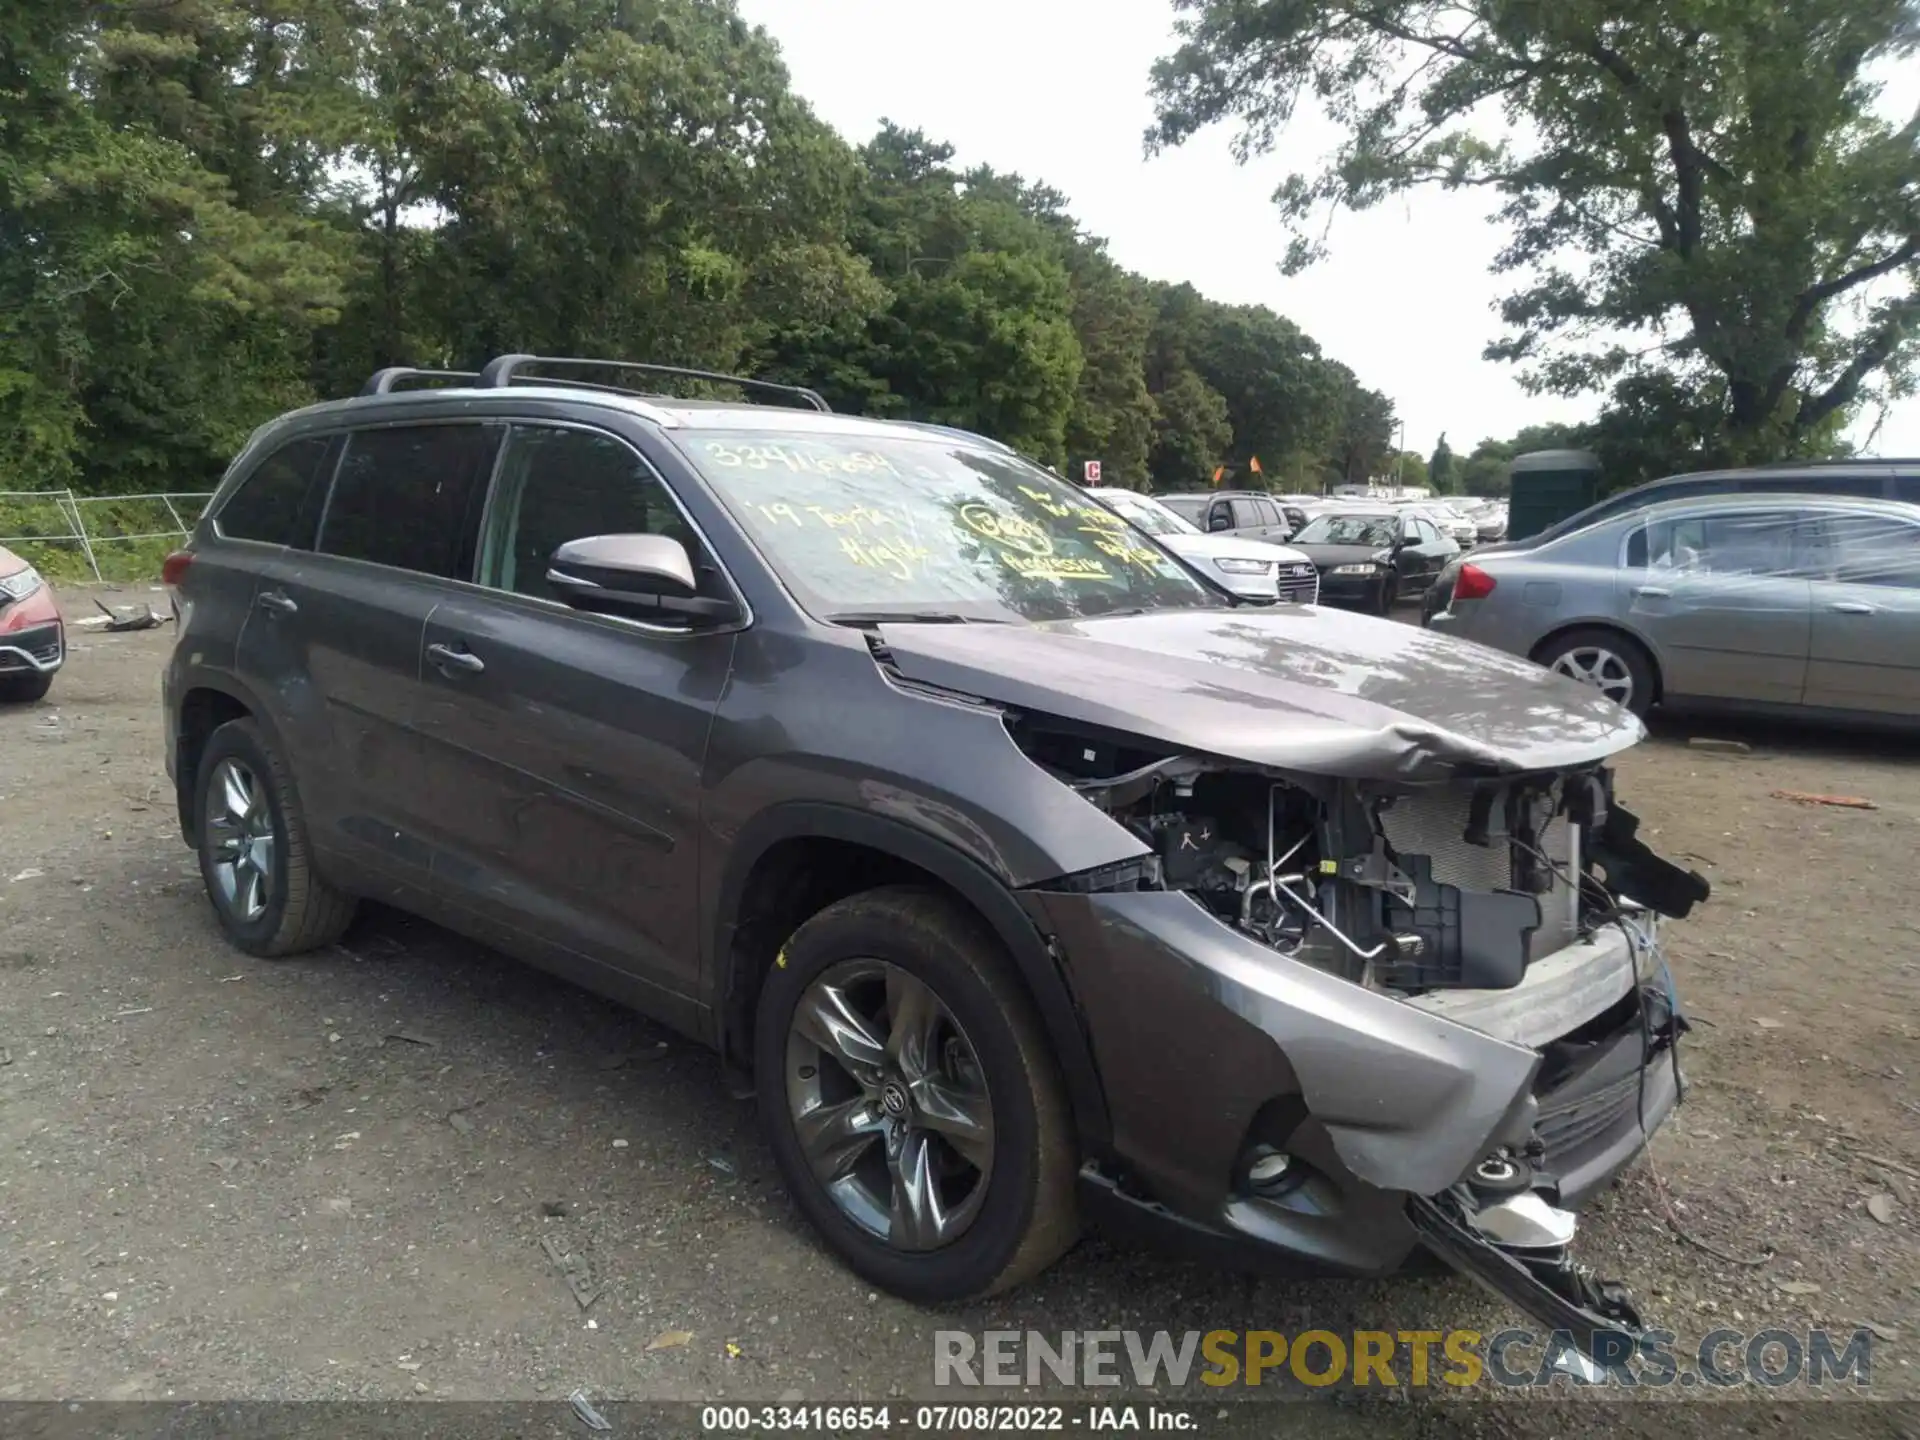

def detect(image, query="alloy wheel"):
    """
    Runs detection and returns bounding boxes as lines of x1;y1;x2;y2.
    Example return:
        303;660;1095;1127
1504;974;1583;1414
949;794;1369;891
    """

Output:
206;757;276;923
784;959;994;1251
1549;646;1636;707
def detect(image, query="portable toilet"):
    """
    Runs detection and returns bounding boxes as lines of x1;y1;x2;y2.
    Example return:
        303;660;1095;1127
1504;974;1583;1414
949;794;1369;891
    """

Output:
1507;450;1601;540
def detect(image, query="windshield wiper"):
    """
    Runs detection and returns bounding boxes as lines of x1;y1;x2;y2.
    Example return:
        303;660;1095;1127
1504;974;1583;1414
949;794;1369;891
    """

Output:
822;610;1016;627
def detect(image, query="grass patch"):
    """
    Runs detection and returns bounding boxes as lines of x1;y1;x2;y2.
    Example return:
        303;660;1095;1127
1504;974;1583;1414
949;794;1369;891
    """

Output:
0;492;210;583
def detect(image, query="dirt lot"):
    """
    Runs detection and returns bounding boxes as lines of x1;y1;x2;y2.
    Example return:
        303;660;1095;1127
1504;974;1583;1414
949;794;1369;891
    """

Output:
2;585;1916;1433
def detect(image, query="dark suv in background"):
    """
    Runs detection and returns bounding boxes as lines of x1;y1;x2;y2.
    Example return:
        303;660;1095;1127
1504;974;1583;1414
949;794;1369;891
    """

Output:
161;355;1708;1355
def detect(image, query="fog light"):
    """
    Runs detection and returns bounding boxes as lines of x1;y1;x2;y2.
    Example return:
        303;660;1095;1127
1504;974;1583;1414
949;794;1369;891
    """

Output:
1242;1146;1304;1198
1248;1152;1291;1185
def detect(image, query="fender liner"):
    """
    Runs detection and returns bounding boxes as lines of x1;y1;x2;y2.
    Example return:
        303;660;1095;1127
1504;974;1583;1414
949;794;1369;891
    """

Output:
712;802;1112;1155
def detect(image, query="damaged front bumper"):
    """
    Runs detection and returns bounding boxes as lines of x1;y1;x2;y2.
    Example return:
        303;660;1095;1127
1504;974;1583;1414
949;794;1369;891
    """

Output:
1029;887;1683;1358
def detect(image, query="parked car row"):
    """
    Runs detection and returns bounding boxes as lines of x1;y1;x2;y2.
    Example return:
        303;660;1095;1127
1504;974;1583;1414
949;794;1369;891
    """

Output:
1088;488;1319;603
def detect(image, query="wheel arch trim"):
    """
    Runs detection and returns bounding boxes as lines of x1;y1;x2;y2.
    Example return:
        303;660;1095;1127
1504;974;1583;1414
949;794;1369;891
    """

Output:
712;802;1112;1155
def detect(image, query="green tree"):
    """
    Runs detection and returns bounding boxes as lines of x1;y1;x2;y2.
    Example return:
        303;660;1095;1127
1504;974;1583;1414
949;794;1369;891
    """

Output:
1327;371;1396;488
1429;433;1455;493
2;0;349;493
1148;0;1920;461
1062;251;1156;488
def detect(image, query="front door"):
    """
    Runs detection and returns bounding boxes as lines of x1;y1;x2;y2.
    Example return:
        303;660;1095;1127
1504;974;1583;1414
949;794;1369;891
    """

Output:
413;422;739;1016
1802;511;1920;716
1621;508;1812;706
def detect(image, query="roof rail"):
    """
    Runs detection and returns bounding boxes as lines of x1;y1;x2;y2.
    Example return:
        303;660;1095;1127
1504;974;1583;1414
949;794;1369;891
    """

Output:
476;354;831;413
1744;456;1917;470
360;367;481;396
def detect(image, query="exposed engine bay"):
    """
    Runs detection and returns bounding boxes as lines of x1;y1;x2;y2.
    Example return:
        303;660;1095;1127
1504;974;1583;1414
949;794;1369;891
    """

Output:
1014;716;1711;994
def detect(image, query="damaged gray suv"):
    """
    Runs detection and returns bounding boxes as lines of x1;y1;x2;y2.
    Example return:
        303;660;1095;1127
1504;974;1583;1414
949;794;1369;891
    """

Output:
162;355;1708;1358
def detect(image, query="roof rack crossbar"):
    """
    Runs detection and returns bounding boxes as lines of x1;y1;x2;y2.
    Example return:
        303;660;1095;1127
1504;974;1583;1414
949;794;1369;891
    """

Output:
476;354;830;412
360;367;482;396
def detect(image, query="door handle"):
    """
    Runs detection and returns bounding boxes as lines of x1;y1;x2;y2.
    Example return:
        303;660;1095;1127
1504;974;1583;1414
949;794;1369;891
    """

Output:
426;642;485;675
1828;600;1877;615
256;590;298;615
1633;585;1672;599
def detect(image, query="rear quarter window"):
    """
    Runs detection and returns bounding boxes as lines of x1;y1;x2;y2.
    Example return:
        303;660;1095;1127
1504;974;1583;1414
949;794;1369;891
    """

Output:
216;436;333;546
318;424;499;579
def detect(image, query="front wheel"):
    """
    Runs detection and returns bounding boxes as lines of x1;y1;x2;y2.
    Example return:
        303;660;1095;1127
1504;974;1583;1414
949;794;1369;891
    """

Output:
754;886;1079;1302
1375;573;1399;615
1535;628;1657;717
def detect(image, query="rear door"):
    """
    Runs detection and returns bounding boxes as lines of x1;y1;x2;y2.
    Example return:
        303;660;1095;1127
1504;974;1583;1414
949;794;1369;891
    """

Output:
413;421;739;1017
1802;511;1920;716
1246;496;1294;542
236;420;499;889
1621;508;1813;705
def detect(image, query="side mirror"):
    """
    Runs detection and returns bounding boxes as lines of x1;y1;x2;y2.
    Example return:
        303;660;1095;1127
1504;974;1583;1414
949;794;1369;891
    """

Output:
1207;510;1233;533
546;534;738;623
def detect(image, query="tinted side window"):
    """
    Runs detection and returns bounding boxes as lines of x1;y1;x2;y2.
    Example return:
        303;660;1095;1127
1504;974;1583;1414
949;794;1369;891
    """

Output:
1229;499;1264;528
1744;473;1885;500
217;436;332;546
319;425;497;578
479;426;724;603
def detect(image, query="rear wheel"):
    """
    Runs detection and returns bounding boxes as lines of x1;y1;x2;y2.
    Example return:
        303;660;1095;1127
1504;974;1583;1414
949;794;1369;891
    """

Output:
0;672;52;704
194;718;357;956
1535;628;1656;717
754;886;1079;1301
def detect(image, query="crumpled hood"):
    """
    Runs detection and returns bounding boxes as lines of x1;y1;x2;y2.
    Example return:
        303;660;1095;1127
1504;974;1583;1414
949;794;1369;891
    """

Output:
878;606;1644;780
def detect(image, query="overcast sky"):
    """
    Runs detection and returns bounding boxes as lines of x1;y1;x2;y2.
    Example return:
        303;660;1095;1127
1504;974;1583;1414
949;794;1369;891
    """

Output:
736;0;1919;462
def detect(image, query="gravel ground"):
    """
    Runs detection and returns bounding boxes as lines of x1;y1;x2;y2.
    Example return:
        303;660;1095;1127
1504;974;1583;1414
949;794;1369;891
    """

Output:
1;585;1916;1436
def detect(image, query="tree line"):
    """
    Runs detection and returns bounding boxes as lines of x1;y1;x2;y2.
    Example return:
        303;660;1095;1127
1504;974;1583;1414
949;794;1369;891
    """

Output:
3;0;1402;500
1150;0;1919;489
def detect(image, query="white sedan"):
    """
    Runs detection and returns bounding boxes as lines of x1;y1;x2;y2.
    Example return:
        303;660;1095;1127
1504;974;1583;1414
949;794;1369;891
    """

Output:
1089;488;1320;603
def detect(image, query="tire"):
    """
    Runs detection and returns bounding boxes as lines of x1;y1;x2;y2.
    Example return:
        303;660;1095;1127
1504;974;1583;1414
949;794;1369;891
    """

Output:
0;671;53;704
194;717;357;957
754;885;1079;1302
1375;573;1399;615
1534;627;1657;717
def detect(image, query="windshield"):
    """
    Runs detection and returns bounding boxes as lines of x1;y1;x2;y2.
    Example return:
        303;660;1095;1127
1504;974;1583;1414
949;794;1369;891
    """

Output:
1158;496;1209;525
1292;513;1401;548
1094;490;1195;537
679;431;1217;623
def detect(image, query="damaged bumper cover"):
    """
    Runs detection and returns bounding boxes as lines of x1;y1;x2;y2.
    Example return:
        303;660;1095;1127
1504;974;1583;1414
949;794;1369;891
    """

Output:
1028;886;1683;1349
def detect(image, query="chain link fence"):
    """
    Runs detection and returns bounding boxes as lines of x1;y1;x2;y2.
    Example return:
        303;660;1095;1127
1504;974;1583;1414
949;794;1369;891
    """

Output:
0;490;214;583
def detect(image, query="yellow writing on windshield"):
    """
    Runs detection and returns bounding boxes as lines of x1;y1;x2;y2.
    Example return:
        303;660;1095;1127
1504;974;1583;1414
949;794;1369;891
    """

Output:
957;503;1055;557
702;441;901;477
1018;484;1075;518
838;534;931;582
1000;553;1111;581
1092;536;1170;572
752;500;903;535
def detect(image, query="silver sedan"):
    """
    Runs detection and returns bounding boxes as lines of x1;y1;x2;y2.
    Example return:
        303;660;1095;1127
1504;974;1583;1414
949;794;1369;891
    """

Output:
1425;492;1920;724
